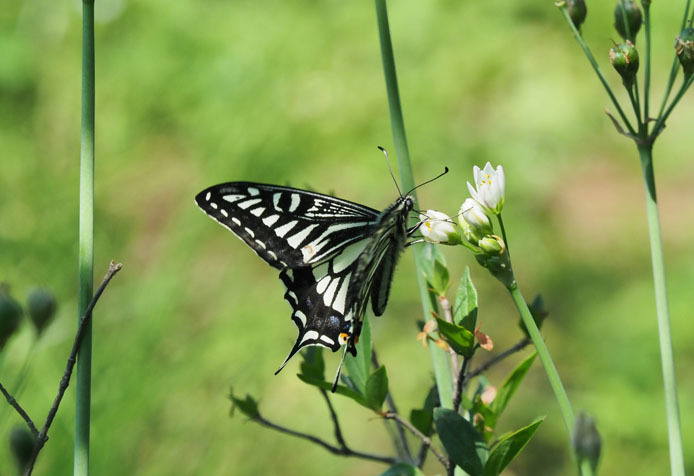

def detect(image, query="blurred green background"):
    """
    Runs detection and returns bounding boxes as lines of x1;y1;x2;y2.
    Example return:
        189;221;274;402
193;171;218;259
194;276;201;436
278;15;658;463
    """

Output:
1;0;692;474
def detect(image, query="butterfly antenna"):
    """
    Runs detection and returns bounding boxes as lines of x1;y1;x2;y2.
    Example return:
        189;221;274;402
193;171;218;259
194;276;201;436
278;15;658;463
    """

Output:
404;167;449;197
378;146;403;198
331;345;350;392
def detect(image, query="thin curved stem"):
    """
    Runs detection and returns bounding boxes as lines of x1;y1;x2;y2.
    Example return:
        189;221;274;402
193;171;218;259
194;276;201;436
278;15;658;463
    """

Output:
557;4;636;136
643;2;652;128
255;414;397;465
657;0;691;119
650;73;694;140
383;412;449;471
507;283;582;475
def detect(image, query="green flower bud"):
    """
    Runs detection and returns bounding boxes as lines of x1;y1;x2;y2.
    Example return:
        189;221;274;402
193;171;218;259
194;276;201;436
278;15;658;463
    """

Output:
0;285;23;352
10;426;36;473
567;0;587;30
610;41;639;88
675;27;694;79
478;235;504;256
572;412;602;472
26;287;57;335
614;0;642;42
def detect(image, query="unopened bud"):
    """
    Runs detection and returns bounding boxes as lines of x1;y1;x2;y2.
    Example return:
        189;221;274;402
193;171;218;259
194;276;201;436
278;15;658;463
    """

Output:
610;41;639;88
26;287;57;335
675;27;694;79
567;0;587;30
478;236;504;256
0;285;23;351
572;412;602;472
614;0;642;42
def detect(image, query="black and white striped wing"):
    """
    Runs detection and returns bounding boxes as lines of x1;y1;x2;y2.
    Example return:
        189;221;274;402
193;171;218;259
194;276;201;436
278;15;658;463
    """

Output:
276;237;370;370
194;182;380;269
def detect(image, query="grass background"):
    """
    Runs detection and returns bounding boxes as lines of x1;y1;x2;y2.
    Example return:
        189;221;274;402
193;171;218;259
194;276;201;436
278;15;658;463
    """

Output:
1;0;693;474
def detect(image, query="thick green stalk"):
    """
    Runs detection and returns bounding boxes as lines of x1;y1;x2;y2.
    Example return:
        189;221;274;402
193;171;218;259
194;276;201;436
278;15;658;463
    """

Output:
373;0;453;408
75;1;95;475
507;285;576;449
637;145;685;476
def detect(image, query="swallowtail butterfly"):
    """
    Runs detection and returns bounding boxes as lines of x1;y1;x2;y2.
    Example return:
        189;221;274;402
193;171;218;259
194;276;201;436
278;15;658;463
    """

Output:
195;178;423;387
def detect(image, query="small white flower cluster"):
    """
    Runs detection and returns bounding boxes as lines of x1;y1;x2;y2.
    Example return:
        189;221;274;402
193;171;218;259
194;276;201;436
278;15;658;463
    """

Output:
419;162;505;254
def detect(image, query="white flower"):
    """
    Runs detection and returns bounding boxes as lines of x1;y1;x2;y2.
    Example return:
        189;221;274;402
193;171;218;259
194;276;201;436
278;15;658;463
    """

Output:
459;198;493;236
419;210;460;244
467;162;505;215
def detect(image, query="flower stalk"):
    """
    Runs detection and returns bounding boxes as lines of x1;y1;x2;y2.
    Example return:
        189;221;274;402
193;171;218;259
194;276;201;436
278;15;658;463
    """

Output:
373;0;454;409
556;3;689;473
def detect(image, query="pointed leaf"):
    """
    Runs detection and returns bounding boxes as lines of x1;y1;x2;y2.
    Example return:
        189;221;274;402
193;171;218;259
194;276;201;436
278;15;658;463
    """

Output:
409;385;438;435
483;417;545;476
379;463;426;476
365;365;389;410
229;392;260;419
519;294;548;338
344;315;372;394
299;346;325;381
432;258;450;295
434;408;488;476
410;410;433;436
435;317;475;357
490;352;536;417
454;267;478;331
297;374;367;407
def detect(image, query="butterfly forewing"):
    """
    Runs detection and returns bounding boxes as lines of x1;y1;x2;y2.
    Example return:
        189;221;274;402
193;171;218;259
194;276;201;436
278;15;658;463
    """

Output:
195;182;380;269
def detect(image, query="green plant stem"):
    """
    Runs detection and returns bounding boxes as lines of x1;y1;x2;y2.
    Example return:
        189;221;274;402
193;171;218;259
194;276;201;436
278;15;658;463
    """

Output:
507;284;577;456
627;86;641;129
657;0;691;118
75;1;95;475
643;2;651;129
637;144;685;476
497;214;510;258
373;0;453;409
579;460;595;476
557;4;636;136
651;74;694;140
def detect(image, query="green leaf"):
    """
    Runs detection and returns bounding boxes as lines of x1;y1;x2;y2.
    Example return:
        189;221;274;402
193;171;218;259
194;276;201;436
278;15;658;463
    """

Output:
435;317;475;357
490;352;537;417
379;463;425;476
519;294;548;338
434;408;488;476
229;391;260;419
410;409;432;436
299;346;325;381
422;244;449;296
454;267;478;331
296;374;367;407
482;417;544;476
365;365;389;410
344;315;372;394
409;385;438;435
431;258;450;295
